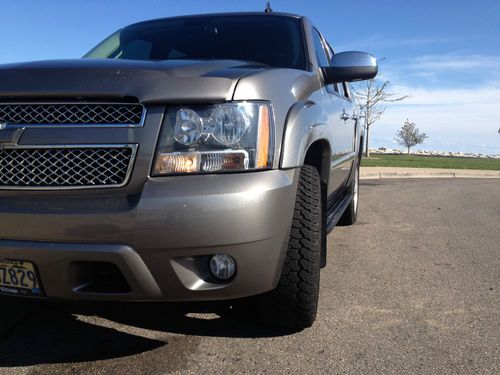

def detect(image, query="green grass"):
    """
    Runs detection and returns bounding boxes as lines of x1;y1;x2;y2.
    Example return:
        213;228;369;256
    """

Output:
361;154;500;170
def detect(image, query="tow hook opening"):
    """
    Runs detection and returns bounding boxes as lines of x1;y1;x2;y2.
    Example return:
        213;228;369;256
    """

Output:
70;261;131;294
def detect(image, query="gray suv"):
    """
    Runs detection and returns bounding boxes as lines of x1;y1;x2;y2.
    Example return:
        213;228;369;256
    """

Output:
0;12;377;329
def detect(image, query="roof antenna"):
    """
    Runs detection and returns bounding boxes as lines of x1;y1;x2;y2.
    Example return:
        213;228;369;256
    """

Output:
265;1;273;13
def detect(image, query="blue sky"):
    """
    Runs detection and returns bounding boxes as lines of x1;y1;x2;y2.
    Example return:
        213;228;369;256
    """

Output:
1;0;499;154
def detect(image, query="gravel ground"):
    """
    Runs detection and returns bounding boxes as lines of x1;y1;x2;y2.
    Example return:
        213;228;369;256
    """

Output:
1;179;499;374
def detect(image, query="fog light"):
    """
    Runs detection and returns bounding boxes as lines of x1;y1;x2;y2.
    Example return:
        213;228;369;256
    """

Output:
209;254;236;280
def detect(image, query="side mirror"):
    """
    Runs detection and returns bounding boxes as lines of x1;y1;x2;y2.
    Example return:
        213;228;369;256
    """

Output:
321;51;378;84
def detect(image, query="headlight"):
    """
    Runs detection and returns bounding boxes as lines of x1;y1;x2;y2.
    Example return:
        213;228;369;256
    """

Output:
173;108;203;146
211;105;250;146
153;102;274;175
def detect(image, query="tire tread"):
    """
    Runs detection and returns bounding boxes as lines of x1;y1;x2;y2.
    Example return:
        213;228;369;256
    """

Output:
259;165;322;330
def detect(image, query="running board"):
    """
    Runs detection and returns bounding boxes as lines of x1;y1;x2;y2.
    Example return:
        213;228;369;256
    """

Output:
326;191;353;233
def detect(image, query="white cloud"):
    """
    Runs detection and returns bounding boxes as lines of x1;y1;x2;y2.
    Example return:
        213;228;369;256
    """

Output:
376;53;500;87
367;84;500;154
362;51;500;154
411;54;500;71
334;34;454;52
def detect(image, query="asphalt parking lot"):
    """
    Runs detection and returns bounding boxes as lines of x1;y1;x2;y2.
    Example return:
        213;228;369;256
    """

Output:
1;179;499;374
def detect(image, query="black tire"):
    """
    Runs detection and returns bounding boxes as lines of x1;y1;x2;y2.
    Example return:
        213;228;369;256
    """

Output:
338;161;359;226
258;165;322;330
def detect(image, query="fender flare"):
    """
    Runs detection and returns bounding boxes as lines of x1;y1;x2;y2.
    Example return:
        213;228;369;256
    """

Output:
279;100;332;169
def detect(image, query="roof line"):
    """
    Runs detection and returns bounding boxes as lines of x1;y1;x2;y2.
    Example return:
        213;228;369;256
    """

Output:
129;12;302;27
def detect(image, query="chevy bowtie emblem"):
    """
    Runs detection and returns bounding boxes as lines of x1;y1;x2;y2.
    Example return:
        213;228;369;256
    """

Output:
0;124;25;149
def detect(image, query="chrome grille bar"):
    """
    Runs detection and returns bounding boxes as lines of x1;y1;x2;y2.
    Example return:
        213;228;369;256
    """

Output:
0;103;145;126
0;145;137;189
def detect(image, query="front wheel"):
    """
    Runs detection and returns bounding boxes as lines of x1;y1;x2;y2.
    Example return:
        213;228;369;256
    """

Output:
258;165;322;330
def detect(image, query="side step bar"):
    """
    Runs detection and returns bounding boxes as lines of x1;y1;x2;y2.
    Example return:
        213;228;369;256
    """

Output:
320;190;352;268
326;190;353;233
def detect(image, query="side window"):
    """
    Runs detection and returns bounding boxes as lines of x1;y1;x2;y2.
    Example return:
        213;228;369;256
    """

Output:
312;28;336;93
343;82;351;99
325;44;339;93
327;42;350;99
312;28;329;67
337;82;345;97
337;82;350;99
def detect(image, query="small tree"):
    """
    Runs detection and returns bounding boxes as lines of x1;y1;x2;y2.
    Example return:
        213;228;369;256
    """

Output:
355;79;408;158
395;119;428;155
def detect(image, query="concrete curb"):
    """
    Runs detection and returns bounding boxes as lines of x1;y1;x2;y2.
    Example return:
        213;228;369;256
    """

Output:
361;167;500;180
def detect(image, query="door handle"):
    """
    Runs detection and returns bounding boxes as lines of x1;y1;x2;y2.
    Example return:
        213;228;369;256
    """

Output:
340;110;350;121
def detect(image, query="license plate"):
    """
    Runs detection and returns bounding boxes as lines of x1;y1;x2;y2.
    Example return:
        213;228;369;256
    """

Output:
0;259;42;296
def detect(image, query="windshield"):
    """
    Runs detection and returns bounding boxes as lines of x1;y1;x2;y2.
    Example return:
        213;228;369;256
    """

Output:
84;15;307;70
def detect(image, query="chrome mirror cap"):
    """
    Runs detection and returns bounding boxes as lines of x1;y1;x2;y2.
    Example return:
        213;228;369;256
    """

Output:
322;51;378;84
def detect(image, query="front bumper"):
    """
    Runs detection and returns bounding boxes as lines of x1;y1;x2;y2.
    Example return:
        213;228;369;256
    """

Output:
0;169;298;301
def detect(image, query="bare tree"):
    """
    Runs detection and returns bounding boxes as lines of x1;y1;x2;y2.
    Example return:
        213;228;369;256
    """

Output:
355;79;408;158
395;119;428;155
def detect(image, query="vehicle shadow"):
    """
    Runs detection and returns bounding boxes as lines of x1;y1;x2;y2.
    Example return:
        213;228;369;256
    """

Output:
87;299;293;338
0;299;294;367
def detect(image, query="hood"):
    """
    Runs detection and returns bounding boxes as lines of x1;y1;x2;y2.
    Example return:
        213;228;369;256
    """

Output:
0;59;268;104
